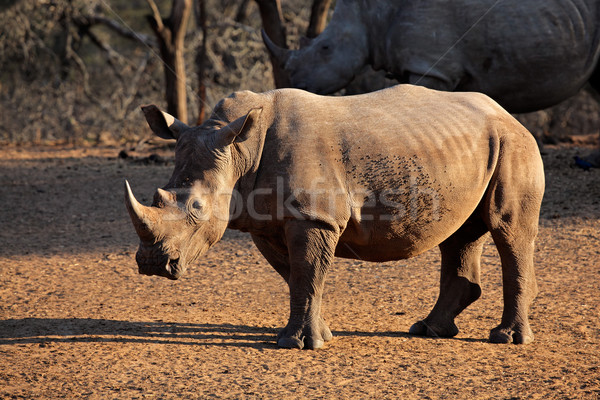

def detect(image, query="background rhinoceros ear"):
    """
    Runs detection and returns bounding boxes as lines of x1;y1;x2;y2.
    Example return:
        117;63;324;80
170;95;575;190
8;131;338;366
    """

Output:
141;105;189;140
217;107;263;147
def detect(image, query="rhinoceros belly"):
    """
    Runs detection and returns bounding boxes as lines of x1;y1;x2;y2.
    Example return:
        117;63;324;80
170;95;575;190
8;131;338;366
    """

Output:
334;120;496;262
335;169;486;261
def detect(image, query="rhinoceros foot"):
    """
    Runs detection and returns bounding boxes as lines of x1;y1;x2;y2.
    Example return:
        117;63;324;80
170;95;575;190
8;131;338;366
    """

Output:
489;324;534;344
408;320;459;338
277;317;333;350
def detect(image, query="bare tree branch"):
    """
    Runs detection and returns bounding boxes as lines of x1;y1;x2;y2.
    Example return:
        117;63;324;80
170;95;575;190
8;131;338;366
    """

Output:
82;15;156;47
146;0;192;123
235;0;252;23
195;0;209;125
119;55;151;119
307;0;331;38
84;27;130;81
145;0;165;33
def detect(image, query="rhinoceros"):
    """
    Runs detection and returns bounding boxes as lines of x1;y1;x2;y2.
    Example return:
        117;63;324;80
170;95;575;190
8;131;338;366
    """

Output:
125;85;545;349
263;0;600;113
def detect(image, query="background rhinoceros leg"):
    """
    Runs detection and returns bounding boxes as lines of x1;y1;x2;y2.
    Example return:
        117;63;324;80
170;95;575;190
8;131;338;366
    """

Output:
585;64;600;166
276;221;338;350
407;72;456;92
409;216;488;338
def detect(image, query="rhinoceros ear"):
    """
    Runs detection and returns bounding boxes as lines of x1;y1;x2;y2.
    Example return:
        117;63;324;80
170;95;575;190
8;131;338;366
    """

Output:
141;104;189;140
216;108;263;148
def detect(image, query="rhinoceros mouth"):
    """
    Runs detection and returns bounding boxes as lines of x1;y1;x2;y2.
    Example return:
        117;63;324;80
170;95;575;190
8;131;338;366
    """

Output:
167;258;182;280
137;257;182;280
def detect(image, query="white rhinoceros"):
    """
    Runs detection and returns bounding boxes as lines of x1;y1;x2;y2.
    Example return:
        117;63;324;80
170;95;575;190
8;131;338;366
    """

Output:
125;85;545;349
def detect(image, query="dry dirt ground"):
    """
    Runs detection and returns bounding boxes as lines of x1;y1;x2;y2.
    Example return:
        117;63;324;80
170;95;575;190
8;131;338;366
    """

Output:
0;142;599;399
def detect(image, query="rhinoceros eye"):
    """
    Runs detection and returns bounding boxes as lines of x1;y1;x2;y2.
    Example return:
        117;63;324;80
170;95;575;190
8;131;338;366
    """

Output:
191;200;203;210
320;42;332;54
187;199;208;223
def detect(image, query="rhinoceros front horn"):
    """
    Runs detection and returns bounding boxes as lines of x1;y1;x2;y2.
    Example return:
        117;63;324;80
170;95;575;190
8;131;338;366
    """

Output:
261;29;290;66
124;180;155;241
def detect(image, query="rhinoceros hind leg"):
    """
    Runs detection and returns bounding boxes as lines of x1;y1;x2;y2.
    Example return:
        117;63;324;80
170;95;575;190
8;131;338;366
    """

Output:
483;137;543;345
410;217;488;339
486;228;538;345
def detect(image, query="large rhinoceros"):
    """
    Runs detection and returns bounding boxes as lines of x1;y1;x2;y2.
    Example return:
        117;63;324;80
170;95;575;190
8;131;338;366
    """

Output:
124;85;545;349
263;0;600;113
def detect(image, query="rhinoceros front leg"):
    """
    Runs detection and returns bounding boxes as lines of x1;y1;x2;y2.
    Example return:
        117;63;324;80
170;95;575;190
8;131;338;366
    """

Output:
277;221;338;350
410;218;488;338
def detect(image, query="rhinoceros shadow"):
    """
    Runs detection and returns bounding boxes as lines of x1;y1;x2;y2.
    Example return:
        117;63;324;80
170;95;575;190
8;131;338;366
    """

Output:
0;318;277;348
0;318;485;347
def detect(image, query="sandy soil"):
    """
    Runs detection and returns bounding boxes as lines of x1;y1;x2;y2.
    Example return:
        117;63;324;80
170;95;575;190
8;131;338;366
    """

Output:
0;143;598;399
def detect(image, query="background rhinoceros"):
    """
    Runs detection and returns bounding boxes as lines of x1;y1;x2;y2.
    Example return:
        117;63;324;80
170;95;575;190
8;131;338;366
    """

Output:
264;0;600;113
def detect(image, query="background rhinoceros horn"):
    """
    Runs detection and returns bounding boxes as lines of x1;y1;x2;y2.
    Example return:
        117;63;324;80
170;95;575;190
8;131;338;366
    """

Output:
124;180;156;241
261;29;290;66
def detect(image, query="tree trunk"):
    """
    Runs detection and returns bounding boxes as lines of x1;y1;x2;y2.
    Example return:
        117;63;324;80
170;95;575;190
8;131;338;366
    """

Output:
235;0;252;23
147;0;192;124
195;0;208;125
307;0;331;38
254;0;290;88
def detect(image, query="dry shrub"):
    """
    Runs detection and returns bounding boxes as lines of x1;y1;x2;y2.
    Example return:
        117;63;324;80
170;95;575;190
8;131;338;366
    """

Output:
0;0;598;146
0;0;312;145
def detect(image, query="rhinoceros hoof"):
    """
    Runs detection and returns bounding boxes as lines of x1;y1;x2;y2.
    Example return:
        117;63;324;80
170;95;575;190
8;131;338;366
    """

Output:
408;320;459;338
277;318;332;350
489;325;534;344
277;336;307;349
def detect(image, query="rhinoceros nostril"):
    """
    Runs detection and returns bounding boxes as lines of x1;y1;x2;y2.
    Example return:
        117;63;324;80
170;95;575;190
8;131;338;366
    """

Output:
168;258;180;270
163;258;181;280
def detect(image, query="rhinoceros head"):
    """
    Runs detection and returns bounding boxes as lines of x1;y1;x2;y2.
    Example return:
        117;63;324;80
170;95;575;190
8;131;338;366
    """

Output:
125;105;262;280
261;2;368;94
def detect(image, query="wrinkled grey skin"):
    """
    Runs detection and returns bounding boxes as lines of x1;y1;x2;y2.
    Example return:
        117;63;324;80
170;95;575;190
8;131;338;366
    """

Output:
125;86;545;349
263;0;600;113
